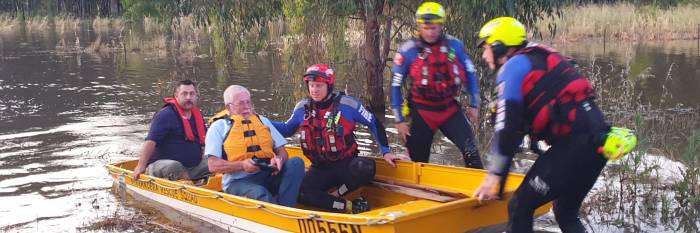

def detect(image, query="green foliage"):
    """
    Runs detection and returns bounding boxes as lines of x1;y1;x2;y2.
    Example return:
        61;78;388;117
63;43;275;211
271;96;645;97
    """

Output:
675;131;700;210
566;0;699;8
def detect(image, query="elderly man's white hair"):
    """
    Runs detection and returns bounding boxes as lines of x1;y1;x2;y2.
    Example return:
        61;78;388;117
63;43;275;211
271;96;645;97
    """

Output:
223;85;251;104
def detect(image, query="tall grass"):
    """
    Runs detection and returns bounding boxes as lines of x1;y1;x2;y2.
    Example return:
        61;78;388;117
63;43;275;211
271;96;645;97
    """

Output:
676;131;700;209
54;16;80;35
536;3;700;41
571;47;700;231
92;17;123;33
0;15;19;32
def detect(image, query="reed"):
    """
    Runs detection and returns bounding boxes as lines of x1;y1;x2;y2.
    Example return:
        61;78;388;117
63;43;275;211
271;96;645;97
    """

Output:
0;14;18;32
536;3;700;41
675;131;700;210
575;55;700;231
92;17;123;34
54;15;80;34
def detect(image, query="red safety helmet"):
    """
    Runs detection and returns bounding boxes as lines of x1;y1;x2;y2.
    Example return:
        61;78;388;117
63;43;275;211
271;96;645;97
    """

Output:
303;63;336;85
303;63;336;94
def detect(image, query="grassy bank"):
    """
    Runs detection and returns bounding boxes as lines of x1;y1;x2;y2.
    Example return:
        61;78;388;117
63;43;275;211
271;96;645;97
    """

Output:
536;3;700;41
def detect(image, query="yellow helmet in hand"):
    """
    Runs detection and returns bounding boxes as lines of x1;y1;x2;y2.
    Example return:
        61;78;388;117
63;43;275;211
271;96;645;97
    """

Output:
416;2;446;24
600;127;638;160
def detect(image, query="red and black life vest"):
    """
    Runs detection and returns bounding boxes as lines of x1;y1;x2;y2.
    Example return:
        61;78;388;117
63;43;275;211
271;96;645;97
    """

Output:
408;38;466;107
517;45;594;140
299;93;357;163
163;97;206;145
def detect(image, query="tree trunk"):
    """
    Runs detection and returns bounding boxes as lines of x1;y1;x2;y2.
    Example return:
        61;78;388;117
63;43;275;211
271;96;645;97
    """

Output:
361;0;386;112
110;0;119;16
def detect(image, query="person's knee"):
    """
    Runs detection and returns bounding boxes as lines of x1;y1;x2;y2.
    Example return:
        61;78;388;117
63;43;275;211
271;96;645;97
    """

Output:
553;202;581;223
285;157;304;170
241;185;274;202
146;160;186;180
298;189;313;203
406;140;431;162
349;157;376;184
283;157;305;177
187;159;211;180
508;195;535;217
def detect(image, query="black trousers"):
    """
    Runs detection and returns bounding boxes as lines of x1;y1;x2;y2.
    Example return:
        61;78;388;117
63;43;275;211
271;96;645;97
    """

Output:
506;135;607;233
406;107;483;168
298;157;374;212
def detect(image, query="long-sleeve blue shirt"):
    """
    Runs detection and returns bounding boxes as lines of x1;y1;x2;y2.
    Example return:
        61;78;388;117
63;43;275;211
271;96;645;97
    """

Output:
390;35;480;123
488;54;532;176
273;94;391;155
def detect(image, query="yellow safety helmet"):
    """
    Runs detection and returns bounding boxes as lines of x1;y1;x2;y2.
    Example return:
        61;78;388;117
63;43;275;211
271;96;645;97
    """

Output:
477;16;527;48
599;127;638;160
416;2;446;24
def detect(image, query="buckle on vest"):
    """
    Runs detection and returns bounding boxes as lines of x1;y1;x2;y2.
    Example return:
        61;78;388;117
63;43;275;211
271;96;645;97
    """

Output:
243;130;256;137
247;145;262;152
242;119;252;124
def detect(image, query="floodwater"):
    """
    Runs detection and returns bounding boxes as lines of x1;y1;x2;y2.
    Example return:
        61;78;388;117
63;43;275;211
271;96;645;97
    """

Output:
0;22;698;232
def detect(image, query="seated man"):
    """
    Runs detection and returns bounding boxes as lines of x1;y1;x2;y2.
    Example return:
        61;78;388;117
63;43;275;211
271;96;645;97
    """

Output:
133;80;210;181
205;85;304;207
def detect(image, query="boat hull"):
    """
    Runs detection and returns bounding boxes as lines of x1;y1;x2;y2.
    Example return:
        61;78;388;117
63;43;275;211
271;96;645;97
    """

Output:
107;146;551;233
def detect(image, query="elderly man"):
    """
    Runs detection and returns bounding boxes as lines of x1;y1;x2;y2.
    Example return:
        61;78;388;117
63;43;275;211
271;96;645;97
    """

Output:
205;85;304;207
133;80;209;181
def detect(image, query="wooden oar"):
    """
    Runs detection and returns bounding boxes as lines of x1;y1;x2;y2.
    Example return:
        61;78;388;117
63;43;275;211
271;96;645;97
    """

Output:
371;178;468;203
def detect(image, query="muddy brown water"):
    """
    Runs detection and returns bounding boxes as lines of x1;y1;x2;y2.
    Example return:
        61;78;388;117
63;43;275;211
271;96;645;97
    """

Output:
1;24;698;232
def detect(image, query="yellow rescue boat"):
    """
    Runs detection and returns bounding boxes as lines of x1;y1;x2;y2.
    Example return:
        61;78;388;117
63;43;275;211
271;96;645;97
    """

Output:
106;146;551;233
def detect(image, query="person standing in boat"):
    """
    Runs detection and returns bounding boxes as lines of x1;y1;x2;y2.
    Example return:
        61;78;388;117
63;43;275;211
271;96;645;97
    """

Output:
390;2;483;168
473;17;635;233
132;80;210;182
205;85;304;207
273;63;403;213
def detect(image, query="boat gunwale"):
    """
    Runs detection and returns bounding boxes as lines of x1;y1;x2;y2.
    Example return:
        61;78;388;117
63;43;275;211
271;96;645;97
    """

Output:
106;162;398;226
106;156;532;226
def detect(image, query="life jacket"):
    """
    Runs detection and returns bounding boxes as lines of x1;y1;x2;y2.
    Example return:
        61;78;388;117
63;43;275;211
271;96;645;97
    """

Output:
162;97;206;145
298;93;358;163
211;112;276;161
407;37;466;108
516;44;594;140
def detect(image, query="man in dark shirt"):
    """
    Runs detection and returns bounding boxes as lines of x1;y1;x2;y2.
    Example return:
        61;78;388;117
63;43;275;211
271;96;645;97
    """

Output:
132;80;209;181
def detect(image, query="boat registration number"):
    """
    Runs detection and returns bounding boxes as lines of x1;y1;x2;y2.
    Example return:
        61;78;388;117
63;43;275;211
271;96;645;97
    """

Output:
297;219;363;233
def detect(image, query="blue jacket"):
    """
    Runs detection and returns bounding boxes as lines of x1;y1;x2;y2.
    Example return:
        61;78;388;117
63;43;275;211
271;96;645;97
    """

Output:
390;35;480;122
488;53;531;176
273;94;391;155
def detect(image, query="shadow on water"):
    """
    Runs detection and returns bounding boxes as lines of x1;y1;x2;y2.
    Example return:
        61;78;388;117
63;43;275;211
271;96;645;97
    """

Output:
0;18;698;232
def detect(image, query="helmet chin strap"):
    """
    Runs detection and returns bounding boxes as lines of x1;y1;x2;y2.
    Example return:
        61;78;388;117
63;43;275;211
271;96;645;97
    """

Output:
489;41;527;72
321;91;333;102
306;82;334;103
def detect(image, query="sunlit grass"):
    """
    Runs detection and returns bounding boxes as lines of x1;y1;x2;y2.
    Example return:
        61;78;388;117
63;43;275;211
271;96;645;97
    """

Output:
0;14;19;32
536;3;700;41
92;16;123;33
